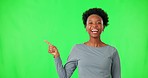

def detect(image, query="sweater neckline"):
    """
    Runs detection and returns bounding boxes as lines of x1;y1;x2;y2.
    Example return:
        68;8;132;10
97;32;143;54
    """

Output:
82;43;109;49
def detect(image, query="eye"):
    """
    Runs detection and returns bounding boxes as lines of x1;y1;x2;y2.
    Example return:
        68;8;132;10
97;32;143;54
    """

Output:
88;22;93;24
97;21;101;24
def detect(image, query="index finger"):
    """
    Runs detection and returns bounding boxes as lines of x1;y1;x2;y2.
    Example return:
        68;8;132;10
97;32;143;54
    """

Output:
44;40;52;46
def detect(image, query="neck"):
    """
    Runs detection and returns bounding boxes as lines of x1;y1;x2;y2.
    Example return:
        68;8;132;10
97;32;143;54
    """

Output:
87;37;103;47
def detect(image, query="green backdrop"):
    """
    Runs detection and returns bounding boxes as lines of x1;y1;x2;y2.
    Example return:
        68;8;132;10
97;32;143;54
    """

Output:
0;0;148;78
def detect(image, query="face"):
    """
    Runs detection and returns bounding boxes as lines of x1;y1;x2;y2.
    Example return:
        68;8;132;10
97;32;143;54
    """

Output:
86;14;104;38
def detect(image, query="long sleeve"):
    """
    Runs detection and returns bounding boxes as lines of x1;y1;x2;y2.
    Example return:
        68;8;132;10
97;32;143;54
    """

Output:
54;46;78;78
111;50;121;78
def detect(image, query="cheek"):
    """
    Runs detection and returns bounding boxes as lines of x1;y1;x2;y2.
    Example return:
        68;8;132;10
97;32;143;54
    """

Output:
101;26;104;31
86;25;90;31
98;25;104;30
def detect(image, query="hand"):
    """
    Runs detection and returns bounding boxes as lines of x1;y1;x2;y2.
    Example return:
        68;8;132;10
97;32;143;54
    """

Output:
44;40;60;58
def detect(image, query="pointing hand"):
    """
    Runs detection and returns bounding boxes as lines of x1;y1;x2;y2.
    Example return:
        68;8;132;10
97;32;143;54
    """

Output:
44;40;59;58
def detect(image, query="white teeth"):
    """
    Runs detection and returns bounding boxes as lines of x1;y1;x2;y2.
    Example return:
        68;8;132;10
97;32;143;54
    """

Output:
91;29;98;32
92;32;97;33
91;29;98;33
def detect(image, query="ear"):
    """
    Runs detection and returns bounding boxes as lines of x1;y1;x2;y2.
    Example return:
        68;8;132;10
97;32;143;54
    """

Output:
86;25;90;32
101;25;104;32
100;20;104;32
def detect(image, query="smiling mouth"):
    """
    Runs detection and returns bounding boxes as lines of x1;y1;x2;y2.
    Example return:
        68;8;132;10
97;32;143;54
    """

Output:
91;29;98;33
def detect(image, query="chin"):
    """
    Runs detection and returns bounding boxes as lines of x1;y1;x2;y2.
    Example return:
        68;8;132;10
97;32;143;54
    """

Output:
88;32;101;38
90;35;100;38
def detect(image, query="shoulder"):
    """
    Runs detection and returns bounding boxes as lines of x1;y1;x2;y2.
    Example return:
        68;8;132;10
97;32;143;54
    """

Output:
70;44;87;52
100;44;118;56
71;44;84;49
107;45;118;52
107;45;119;57
70;44;81;52
68;44;83;58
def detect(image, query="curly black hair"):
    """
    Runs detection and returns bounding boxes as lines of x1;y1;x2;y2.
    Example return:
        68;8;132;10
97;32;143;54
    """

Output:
82;8;109;28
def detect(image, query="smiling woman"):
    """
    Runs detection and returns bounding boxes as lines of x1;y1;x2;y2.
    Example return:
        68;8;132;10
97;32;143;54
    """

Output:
0;0;148;78
46;8;121;78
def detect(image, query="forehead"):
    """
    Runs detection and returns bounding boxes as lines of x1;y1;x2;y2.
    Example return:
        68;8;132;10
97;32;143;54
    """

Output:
87;14;102;21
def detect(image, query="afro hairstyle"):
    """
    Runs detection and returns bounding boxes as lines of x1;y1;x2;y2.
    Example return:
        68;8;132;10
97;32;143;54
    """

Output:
82;8;109;28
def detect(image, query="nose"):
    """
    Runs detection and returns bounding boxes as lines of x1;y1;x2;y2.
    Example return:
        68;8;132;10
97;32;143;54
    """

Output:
92;23;98;28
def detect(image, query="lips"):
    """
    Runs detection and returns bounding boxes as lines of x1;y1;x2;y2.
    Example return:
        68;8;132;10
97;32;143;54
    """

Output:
91;29;98;33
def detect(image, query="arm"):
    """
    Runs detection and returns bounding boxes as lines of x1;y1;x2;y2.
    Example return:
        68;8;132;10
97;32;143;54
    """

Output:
54;56;78;78
45;40;78;78
111;50;121;78
54;46;78;78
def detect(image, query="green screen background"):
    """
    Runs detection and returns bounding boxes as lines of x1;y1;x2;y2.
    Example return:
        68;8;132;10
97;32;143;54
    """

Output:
0;0;148;78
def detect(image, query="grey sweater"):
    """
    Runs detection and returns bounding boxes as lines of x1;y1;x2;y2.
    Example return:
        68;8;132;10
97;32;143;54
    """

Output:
54;44;121;78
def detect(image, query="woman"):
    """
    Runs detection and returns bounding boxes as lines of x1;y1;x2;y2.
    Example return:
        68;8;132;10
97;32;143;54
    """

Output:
45;8;121;78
